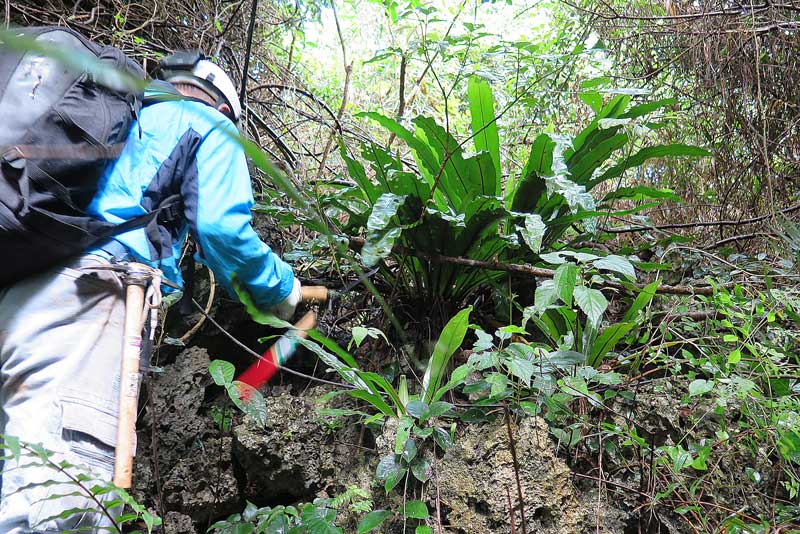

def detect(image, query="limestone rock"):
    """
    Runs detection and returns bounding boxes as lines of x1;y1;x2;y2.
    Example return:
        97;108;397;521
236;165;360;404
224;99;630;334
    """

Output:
437;415;614;534
162;436;240;523
232;391;370;502
162;511;197;534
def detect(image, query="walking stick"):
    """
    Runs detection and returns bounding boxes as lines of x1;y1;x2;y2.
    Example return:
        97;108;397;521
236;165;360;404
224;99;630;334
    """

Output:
113;263;156;488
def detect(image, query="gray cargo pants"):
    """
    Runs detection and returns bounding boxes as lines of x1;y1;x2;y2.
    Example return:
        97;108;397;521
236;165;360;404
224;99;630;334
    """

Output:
0;254;126;532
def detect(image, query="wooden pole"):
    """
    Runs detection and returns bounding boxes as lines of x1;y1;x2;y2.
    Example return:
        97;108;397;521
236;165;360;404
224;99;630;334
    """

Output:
113;264;150;488
300;285;328;303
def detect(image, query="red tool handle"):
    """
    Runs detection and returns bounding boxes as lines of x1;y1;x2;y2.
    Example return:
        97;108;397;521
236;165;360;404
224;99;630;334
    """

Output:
238;310;317;390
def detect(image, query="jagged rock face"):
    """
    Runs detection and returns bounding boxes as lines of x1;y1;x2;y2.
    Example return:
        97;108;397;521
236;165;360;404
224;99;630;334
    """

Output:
232;391;371;504
134;347;238;533
163;511;196;534
141;346;215;469
162;436;240;523
134;347;633;533
436;416;622;534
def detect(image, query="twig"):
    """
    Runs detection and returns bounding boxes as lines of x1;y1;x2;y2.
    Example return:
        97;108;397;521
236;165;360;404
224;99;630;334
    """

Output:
601;201;800;234
433;454;443;534
703;231;780;250
346;236;727;296
239;0;259;107
504;407;527;534
313;0;351;183
572;472;650;498
506;486;517;534
178;268;216;344
385;0;468;147
385;54;407;150
16;443;123;532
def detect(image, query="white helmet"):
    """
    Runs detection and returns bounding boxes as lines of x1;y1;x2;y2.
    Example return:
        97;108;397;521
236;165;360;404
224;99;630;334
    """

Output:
157;51;242;122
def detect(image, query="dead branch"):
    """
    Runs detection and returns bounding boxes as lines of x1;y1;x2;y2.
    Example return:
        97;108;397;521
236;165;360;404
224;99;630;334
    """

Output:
346;237;730;296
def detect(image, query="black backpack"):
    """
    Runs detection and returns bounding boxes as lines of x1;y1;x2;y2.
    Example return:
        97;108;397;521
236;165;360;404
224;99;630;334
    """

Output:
0;26;175;285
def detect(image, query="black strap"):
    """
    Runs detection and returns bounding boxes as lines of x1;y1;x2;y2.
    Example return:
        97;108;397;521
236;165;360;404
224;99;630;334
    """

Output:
179;241;197;316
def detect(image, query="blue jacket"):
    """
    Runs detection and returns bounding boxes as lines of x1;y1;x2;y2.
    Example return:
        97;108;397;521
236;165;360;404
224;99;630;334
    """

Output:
87;88;295;310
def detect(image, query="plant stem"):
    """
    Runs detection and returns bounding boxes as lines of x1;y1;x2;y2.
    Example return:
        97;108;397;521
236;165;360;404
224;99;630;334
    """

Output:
504;406;527;534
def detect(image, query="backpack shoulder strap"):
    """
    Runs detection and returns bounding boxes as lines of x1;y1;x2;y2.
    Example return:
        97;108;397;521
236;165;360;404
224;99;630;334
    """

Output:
141;80;219;109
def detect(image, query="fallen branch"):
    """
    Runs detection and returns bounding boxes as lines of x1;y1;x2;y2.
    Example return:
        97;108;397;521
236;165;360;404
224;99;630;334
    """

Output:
602;202;800;234
703;232;780;250
346;237;724;296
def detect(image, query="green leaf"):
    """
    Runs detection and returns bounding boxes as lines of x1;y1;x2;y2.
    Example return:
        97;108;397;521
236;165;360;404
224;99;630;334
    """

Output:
341;145;379;203
351;326;387;349
589;144;711;188
3;435;20;460
347;389;395;418
376;454;406;493
433;427;453;450
508;358;534;387
361;193;408;266
300;503;341;534
434;364;474;401
688;379;714;397
468;75;501;187
573;286;608;327
519;213;545;254
548;350;586;366
293;337;370;391
623;280;660;322
416;527;433;534
403;500;429;519
410;458;433;482
375;454;401;481
534;281;558;312
422;307;473;403
385;467;406;494
359;112;439;185
588;322;634;367
412;117;473;210
619;97;678;119
401;438;418;462
357;510;392;533
569;133;629;185
690;446;711;471
553;263;578;306
229;382;268;428
405;401;428;420
395;417;413;455
210;360;235;387
509;134;553;211
357;372;405;415
593;255;636;281
602;186;680;203
778;430;800;464
423;401;453;422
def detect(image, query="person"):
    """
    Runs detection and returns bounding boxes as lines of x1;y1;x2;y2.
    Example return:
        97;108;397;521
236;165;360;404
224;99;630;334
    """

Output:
0;51;301;532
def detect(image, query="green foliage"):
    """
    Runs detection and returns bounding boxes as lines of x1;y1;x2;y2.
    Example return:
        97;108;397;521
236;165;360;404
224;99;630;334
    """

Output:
322;80;706;310
0;435;161;533
209;488;384;534
300;308;471;421
209;360;268;428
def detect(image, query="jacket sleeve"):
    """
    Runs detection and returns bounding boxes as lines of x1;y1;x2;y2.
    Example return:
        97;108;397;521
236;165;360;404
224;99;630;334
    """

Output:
182;123;295;311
